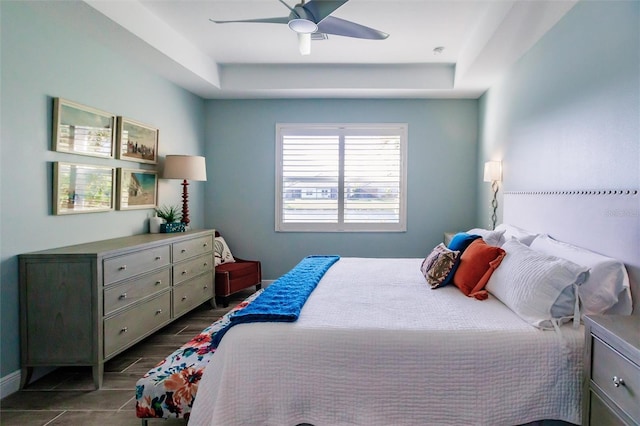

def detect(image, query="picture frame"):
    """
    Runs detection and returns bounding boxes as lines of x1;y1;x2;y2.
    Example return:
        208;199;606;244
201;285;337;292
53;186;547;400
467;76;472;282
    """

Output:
52;98;116;158
116;168;158;210
53;162;115;215
117;117;159;164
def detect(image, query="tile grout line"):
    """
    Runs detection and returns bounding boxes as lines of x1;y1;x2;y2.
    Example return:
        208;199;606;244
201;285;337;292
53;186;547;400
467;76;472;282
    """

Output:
43;410;66;425
120;358;144;373
175;325;190;335
119;395;137;411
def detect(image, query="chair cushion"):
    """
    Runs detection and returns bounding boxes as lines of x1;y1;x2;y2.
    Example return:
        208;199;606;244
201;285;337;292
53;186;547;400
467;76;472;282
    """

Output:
216;261;260;280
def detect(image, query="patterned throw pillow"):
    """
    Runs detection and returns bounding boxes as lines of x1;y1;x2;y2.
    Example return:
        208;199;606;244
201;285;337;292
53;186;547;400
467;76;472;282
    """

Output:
420;243;460;289
214;236;236;267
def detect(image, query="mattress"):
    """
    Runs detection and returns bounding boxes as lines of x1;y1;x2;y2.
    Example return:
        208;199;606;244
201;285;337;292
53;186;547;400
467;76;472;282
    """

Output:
189;257;584;426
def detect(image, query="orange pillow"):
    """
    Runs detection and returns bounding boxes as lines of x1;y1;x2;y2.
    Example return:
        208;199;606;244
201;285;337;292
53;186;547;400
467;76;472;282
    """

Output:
453;239;506;300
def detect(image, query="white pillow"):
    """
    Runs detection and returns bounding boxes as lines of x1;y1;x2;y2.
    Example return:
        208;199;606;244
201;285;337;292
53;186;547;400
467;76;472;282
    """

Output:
486;239;589;330
530;234;632;316
494;223;538;246
214;236;236;266
466;228;505;246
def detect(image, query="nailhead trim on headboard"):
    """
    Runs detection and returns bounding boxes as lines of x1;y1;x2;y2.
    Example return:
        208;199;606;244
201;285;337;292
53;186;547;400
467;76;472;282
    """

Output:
503;189;640;314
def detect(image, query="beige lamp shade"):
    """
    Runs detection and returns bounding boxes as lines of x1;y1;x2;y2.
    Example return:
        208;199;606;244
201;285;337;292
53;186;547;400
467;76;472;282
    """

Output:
483;161;502;182
163;155;207;181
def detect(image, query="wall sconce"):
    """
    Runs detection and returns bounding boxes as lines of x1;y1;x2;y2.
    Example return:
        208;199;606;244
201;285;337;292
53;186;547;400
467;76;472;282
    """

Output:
483;161;502;230
163;155;207;227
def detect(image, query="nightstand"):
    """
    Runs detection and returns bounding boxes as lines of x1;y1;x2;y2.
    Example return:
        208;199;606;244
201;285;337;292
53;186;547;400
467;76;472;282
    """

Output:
583;315;640;426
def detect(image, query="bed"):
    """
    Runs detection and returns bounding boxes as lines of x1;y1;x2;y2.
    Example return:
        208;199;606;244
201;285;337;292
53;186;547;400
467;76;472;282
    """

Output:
136;190;639;425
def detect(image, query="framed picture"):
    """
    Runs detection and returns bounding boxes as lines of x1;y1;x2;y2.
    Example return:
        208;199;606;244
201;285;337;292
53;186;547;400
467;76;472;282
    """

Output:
53;162;115;215
52;98;116;158
117;117;159;164
117;168;158;210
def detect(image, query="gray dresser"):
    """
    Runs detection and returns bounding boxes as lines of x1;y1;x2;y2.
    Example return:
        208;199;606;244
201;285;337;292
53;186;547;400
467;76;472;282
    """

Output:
583;315;640;426
19;229;215;389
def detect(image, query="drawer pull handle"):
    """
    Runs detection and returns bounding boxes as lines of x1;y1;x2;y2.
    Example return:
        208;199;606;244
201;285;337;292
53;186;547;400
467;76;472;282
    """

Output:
613;376;625;388
203;243;208;247
204;263;208;267
182;296;187;301
120;327;128;333
119;265;127;271
182;270;188;275
119;293;127;299
155;256;161;260
155;280;162;285
156;309;163;315
203;286;208;290
181;249;187;253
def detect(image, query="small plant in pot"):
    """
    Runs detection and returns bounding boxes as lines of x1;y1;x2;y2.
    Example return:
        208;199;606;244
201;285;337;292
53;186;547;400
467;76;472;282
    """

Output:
155;205;185;233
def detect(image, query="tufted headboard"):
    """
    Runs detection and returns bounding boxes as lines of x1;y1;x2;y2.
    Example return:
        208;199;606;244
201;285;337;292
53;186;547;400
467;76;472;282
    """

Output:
503;190;640;315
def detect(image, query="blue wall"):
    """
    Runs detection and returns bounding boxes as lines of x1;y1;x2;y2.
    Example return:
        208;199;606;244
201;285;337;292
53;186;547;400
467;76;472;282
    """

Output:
204;99;479;279
0;2;206;379
478;0;640;225
4;0;638;391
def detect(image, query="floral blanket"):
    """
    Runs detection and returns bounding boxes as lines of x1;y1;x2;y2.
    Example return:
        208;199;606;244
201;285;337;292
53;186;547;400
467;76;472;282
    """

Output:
135;290;262;421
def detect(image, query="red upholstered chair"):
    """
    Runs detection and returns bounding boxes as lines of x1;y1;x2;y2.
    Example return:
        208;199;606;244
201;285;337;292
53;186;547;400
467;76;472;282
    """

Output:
214;231;262;307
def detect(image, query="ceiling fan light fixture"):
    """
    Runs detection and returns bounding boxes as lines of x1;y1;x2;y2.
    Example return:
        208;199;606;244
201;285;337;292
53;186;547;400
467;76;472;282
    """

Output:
288;18;318;34
297;32;311;55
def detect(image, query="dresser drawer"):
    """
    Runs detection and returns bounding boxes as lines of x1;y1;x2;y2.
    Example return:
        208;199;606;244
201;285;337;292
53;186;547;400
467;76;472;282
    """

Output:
104;291;171;358
104;268;170;315
173;271;214;317
104;245;171;285
173;235;213;263
173;253;214;285
592;336;640;421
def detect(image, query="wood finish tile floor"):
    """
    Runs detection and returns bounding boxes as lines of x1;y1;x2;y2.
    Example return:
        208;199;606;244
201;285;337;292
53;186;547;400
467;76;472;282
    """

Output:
0;290;256;426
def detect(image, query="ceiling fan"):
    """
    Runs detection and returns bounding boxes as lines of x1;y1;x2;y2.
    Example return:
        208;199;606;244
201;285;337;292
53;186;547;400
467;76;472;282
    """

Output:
209;0;389;55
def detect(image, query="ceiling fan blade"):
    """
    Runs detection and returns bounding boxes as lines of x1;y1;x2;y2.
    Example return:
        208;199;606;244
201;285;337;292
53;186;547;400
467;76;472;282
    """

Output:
303;0;349;23
209;16;290;25
317;16;389;40
297;32;311;55
277;0;296;15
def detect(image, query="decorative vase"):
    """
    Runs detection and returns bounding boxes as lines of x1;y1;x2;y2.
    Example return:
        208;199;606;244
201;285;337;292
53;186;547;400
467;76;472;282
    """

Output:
149;214;164;234
160;222;186;233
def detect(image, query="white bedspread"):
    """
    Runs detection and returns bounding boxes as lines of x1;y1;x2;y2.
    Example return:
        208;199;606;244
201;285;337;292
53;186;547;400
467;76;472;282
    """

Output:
190;258;583;426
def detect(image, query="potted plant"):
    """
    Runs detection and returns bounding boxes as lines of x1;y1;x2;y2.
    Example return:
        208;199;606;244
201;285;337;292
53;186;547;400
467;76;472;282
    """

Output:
155;205;185;233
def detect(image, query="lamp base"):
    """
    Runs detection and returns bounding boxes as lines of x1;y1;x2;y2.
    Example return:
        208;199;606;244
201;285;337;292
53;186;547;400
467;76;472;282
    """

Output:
490;180;499;230
180;179;190;226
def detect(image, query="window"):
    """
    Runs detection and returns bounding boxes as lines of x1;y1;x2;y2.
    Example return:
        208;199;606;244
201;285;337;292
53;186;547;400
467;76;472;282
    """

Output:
276;123;407;232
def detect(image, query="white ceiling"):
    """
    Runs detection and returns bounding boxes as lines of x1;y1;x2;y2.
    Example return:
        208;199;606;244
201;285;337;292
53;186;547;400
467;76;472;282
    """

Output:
82;0;578;99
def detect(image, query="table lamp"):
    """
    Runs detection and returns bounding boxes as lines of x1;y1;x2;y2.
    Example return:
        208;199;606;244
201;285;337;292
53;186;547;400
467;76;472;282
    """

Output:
163;155;207;227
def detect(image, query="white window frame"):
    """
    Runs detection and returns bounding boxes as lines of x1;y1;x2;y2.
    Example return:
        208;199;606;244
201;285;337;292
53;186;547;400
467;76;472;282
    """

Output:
275;123;408;232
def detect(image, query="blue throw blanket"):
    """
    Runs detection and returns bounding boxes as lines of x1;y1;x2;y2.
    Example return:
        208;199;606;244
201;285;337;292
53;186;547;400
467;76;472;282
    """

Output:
211;255;340;347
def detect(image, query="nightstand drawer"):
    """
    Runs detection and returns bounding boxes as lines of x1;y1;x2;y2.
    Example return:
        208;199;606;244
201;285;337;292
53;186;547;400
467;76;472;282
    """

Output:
173;235;213;263
104;245;171;285
590;392;627;426
592;336;640;421
104;268;171;315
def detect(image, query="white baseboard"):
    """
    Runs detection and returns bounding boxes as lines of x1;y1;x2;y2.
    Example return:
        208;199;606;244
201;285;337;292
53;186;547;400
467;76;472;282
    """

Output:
0;370;21;399
262;280;275;288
